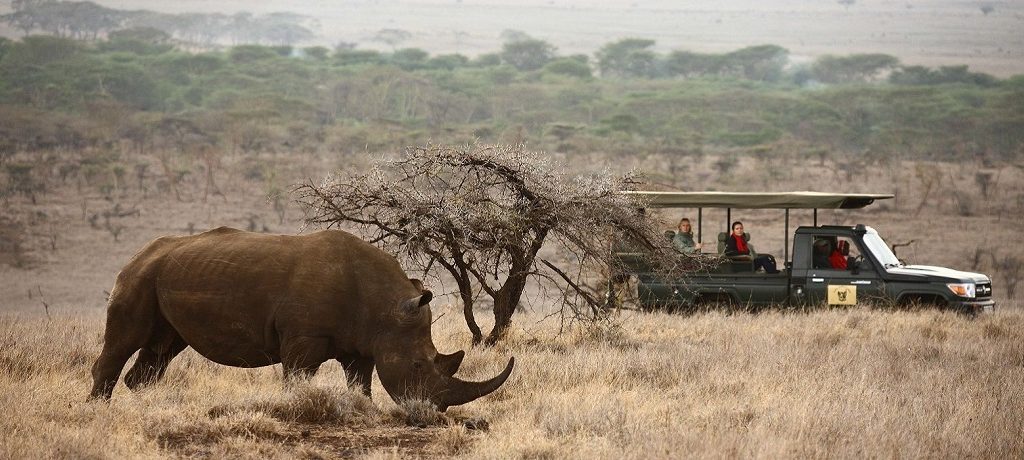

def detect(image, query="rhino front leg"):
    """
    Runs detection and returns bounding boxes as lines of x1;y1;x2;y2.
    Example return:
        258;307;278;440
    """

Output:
89;291;159;400
90;345;138;400
339;355;374;397
281;336;330;380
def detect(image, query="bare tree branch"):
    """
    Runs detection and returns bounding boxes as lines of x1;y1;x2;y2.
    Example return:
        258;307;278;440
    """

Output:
295;143;680;345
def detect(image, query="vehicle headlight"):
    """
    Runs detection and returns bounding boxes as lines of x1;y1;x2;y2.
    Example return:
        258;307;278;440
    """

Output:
946;283;976;298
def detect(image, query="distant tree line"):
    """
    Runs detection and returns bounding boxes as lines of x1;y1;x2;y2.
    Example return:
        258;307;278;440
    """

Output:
1;1;315;46
0;30;1020;166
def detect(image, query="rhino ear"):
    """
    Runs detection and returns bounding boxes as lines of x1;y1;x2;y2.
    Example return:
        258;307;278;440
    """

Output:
435;350;465;376
400;290;433;314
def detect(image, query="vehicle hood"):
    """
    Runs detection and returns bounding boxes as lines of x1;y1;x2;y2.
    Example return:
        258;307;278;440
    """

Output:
886;265;990;283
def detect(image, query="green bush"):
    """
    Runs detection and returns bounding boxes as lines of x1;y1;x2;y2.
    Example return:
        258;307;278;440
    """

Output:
543;58;592;79
229;45;280;63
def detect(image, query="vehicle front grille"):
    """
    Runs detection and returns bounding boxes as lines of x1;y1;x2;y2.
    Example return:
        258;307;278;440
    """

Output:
976;282;993;299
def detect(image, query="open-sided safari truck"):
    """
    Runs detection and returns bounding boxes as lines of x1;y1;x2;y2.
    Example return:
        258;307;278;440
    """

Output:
614;191;995;314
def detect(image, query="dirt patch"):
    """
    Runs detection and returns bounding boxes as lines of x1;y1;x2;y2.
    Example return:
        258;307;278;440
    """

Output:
288;425;443;458
157;422;446;458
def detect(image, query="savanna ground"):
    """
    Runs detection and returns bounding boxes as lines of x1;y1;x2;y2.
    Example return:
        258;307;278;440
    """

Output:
1;146;1023;458
2;303;1023;458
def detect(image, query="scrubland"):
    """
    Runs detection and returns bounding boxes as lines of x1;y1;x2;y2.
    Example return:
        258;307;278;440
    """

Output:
2;144;1023;457
1;305;1022;459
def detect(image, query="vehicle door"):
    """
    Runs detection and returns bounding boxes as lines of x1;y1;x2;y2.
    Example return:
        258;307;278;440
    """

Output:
802;235;885;306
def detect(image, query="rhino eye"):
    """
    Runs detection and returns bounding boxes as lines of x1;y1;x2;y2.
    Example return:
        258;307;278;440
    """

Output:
413;361;424;370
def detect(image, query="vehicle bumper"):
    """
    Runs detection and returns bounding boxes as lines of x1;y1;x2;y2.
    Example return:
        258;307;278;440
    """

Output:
955;299;995;313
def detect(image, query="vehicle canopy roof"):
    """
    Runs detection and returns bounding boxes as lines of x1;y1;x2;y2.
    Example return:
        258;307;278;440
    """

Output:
621;191;894;210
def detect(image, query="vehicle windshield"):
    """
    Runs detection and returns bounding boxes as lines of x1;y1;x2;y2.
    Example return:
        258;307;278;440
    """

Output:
861;229;903;269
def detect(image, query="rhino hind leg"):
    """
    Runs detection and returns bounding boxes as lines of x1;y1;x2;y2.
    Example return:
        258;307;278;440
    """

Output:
124;332;187;391
339;355;374;396
281;336;331;380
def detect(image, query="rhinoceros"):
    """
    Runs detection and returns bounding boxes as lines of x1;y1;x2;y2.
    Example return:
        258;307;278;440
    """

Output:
89;227;515;410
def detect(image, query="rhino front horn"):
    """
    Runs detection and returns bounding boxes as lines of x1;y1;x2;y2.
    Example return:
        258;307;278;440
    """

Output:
438;357;515;410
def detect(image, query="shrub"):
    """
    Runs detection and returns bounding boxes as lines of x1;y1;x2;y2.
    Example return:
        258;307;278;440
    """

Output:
543;58;593;79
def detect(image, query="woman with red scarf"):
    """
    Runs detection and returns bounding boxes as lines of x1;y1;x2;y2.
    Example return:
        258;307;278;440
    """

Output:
724;221;779;273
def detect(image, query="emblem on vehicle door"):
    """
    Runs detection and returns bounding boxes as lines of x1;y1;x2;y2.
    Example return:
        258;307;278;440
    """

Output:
828;285;857;305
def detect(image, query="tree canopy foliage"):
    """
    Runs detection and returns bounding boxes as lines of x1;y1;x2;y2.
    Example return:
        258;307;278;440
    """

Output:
811;54;900;83
595;39;657;78
500;38;556;71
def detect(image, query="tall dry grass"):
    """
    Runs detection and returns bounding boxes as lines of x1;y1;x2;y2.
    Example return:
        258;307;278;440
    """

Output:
1;305;1021;458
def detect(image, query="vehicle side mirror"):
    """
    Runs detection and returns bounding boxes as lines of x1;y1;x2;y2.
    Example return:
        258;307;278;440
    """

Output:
664;230;676;240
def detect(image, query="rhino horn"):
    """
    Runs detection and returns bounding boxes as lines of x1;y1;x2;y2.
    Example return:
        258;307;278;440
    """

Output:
434;350;465;376
399;290;433;313
437;357;515;411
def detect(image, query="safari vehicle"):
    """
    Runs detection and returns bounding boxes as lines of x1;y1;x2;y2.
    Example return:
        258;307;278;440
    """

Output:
615;191;996;314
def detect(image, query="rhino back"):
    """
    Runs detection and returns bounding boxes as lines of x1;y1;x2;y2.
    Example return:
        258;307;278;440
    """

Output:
149;228;412;365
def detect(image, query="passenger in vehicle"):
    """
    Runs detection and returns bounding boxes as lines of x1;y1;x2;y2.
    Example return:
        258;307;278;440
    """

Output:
725;221;779;273
812;238;832;269
672;218;702;254
830;240;849;270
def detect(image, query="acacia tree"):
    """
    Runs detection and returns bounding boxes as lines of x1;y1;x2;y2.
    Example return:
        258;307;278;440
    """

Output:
297;143;679;345
595;38;656;78
500;38;556;71
811;54;900;83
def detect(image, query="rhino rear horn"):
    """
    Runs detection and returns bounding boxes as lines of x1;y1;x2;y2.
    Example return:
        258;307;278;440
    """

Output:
435;350;465;376
400;290;433;313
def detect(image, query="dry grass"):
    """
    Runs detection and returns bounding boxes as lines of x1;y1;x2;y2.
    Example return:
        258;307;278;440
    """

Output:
472;308;1024;458
1;307;1021;458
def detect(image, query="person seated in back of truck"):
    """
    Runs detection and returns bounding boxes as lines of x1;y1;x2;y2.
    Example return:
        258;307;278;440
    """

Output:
672;217;702;255
725;221;779;273
812;238;832;269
